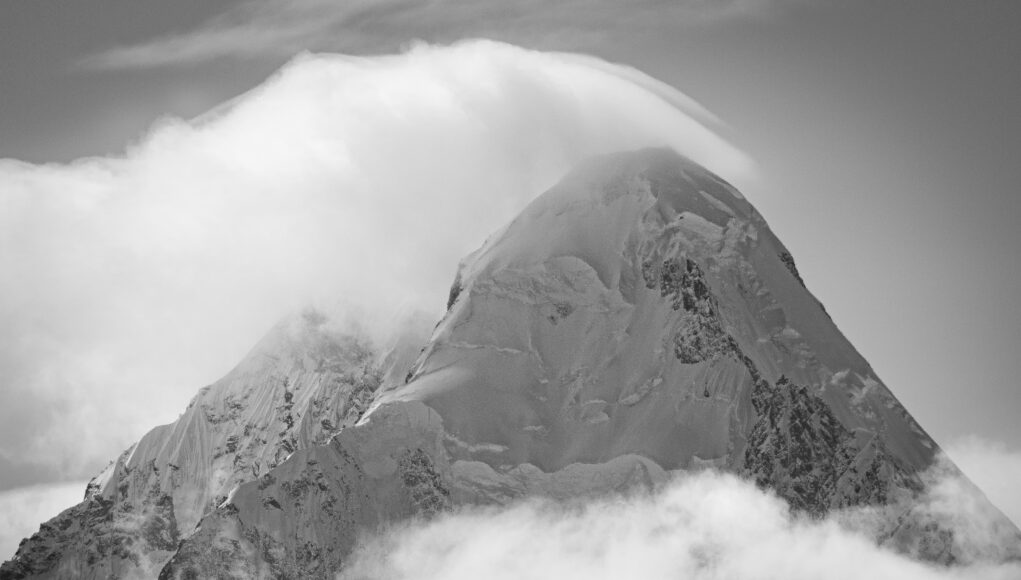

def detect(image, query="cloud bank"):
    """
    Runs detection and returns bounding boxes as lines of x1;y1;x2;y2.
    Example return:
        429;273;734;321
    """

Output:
0;40;751;489
0;482;85;562
946;436;1021;529
84;0;790;70
340;466;1021;580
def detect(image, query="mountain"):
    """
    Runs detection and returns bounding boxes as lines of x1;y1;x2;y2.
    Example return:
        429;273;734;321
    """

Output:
3;148;1018;579
0;312;427;579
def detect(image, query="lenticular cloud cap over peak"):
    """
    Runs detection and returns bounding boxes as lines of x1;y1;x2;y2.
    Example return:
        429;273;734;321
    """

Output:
0;40;750;490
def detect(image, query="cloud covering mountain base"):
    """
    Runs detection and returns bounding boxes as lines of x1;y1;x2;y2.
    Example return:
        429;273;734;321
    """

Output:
947;436;1021;531
341;464;1021;580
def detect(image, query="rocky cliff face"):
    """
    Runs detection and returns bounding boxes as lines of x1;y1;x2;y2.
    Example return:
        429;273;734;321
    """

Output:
4;148;1018;579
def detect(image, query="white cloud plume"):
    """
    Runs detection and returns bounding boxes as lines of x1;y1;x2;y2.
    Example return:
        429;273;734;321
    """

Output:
0;40;751;488
339;467;1021;580
946;435;1021;529
0;482;85;562
83;0;791;70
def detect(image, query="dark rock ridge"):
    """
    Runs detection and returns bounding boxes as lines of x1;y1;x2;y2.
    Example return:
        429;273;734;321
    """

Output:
4;148;1019;579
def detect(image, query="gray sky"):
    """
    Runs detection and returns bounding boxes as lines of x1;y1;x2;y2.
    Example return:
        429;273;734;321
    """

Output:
0;0;1019;500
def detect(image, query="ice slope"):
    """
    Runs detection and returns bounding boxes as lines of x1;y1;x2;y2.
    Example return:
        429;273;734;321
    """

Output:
376;148;934;482
0;310;424;579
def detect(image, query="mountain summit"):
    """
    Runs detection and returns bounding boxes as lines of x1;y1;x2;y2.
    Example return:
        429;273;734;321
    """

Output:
4;148;1018;579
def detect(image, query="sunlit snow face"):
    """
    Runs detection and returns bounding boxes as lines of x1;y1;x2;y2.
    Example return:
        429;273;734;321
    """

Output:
0;40;752;486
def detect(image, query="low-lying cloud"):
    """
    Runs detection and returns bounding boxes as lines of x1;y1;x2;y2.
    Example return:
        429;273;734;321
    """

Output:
946;435;1021;529
0;482;85;562
0;40;751;489
340;464;1021;580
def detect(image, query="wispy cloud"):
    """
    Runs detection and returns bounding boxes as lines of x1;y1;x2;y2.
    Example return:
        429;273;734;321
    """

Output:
83;0;786;70
0;481;85;561
946;435;1021;529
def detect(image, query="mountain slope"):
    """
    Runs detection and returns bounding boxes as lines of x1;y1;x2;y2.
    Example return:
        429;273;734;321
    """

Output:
1;311;423;579
159;149;1020;577
363;148;934;509
5;148;1018;579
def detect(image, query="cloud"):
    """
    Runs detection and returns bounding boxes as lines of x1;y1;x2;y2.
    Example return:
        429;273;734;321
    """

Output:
0;482;86;562
946;436;1021;529
0;40;751;489
83;0;789;70
339;467;1021;580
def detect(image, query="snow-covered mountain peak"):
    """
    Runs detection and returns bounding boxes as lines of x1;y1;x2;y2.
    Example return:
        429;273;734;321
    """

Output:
4;148;1018;580
0;308;426;579
379;148;860;475
456;148;752;284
